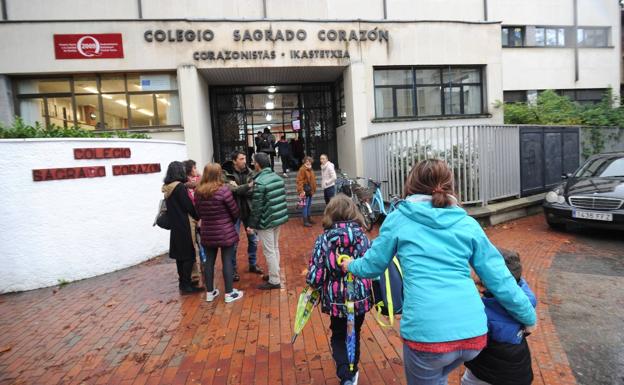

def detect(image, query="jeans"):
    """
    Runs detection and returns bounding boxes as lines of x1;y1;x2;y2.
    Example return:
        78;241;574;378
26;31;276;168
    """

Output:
280;154;295;173
403;344;482;385
256;226;281;285
460;368;491;385
330;314;365;384
233;218;258;271
203;245;235;294
324;185;336;204
302;195;312;218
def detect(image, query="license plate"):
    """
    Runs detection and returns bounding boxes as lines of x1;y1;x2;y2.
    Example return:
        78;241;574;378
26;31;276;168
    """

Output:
572;210;613;222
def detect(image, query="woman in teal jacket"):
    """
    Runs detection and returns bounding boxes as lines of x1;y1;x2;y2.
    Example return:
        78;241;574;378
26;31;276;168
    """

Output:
342;160;536;385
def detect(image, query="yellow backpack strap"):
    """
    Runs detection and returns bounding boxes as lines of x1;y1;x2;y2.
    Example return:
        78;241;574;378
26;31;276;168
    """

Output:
374;300;393;327
385;268;394;323
392;257;402;276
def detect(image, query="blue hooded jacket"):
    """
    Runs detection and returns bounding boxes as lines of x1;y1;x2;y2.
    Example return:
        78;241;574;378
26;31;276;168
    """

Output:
348;195;537;343
483;278;537;345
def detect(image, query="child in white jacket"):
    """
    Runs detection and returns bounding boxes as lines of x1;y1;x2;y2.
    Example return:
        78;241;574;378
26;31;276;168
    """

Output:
320;154;337;204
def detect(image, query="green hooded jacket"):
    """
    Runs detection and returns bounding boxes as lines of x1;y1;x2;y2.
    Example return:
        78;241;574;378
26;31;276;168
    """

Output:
248;168;289;229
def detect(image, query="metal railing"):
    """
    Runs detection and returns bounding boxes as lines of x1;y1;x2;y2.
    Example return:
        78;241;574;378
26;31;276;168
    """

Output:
362;125;521;206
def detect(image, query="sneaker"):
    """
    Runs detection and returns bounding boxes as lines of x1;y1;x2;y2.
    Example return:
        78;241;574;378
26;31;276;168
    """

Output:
282;172;288;178
205;289;220;302
249;265;264;274
352;371;359;385
258;282;281;290
342;381;354;385
225;288;244;303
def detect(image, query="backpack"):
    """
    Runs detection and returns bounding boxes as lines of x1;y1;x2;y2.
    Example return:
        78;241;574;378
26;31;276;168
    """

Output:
371;256;404;327
153;199;171;230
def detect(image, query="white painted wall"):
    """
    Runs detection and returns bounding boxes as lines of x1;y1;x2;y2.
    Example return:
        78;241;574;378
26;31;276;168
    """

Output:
6;0;138;20
178;65;214;168
0;138;187;293
142;0;263;19
488;0;573;25
267;0;383;20
387;0;483;21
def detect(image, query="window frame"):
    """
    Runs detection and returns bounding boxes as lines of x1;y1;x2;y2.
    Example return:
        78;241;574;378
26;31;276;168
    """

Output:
373;65;485;120
501;26;525;47
14;73;180;130
577;27;610;48
534;26;567;47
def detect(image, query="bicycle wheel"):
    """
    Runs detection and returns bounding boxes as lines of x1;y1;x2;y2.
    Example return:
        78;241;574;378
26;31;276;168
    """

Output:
369;197;382;224
359;202;373;231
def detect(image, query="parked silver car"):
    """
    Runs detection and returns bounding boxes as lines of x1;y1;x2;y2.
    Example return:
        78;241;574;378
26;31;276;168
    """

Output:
543;152;624;231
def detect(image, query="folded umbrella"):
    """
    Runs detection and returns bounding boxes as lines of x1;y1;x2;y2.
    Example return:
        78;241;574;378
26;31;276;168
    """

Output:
292;286;321;344
338;254;357;372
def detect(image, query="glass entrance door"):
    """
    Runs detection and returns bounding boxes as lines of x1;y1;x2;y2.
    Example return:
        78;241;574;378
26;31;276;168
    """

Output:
210;84;337;169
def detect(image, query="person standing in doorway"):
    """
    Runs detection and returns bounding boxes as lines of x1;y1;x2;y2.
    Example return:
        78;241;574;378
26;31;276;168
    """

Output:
222;151;264;282
195;163;244;303
296;156;317;227
247;152;289;290
320;154;337;204
257;127;276;171
161;161;202;294
276;135;295;178
291;133;305;167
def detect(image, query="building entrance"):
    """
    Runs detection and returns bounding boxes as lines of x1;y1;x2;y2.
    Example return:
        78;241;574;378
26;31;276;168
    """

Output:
210;84;338;169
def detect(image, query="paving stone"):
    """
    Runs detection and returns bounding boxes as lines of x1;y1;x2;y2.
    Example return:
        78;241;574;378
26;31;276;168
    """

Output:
0;214;587;384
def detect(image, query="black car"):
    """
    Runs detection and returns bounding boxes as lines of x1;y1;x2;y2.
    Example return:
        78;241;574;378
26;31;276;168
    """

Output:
543;152;624;231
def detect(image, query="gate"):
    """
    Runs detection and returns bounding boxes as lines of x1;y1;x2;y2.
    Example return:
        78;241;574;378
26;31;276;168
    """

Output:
520;126;580;196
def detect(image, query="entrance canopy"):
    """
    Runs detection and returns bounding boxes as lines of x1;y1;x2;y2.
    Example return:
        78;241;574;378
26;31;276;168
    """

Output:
199;65;346;85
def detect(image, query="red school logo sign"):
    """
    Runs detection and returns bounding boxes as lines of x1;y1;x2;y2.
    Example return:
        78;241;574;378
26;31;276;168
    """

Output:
54;34;124;59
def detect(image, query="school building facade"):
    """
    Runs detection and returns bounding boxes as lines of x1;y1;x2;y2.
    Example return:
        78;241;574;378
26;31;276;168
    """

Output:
0;0;620;175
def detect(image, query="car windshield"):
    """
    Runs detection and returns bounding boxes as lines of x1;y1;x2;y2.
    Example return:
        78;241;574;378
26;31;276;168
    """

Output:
574;156;624;178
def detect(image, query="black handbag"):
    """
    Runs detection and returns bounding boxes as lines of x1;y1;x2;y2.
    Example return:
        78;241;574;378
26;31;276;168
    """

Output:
154;199;171;230
303;183;312;197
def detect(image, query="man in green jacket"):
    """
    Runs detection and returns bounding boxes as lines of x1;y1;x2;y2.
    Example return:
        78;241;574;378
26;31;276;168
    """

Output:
247;152;289;290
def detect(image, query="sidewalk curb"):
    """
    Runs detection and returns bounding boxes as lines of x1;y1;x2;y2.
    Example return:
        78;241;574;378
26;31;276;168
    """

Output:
467;193;546;226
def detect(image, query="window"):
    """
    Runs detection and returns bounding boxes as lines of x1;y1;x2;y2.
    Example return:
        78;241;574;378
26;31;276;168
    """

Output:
15;73;180;130
503;91;527;104
577;28;609;48
502;27;524;47
558;88;606;105
535;27;566;47
373;66;484;119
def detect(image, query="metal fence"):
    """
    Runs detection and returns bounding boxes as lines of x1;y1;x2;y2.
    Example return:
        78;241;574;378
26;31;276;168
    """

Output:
362;125;521;206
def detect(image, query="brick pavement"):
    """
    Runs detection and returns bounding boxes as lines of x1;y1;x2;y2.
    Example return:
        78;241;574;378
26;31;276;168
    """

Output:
0;214;578;385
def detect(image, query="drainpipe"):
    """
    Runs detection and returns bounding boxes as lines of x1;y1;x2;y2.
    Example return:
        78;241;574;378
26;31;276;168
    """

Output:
573;0;579;82
383;0;387;19
263;0;267;19
137;0;143;19
1;0;7;21
483;0;488;21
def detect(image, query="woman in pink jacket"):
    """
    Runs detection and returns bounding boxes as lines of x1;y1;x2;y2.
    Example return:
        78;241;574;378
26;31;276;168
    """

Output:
195;163;243;304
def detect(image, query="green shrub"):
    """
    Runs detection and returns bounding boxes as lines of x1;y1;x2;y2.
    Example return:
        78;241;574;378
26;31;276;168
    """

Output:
0;117;150;139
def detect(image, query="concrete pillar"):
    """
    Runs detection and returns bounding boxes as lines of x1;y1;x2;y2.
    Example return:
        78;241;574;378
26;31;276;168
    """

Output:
339;62;368;177
176;65;213;167
0;75;15;127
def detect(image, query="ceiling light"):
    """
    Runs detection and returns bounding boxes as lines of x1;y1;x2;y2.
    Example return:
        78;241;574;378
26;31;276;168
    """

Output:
102;95;113;100
115;100;127;107
157;98;171;106
267;94;275;100
265;101;274;110
265;113;272;121
267;86;276;93
137;109;154;117
83;86;99;94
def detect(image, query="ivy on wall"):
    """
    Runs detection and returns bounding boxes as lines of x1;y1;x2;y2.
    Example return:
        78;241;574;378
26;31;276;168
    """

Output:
0;117;150;139
499;89;624;157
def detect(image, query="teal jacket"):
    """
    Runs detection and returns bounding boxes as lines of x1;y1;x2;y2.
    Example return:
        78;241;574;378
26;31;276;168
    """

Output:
348;195;536;343
248;168;289;230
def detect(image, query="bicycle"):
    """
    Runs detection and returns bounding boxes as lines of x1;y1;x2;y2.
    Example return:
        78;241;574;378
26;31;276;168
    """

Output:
337;172;375;231
365;179;402;226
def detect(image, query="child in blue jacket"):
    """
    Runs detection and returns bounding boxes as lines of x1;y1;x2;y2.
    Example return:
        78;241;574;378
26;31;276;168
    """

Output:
306;194;373;385
462;248;538;385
